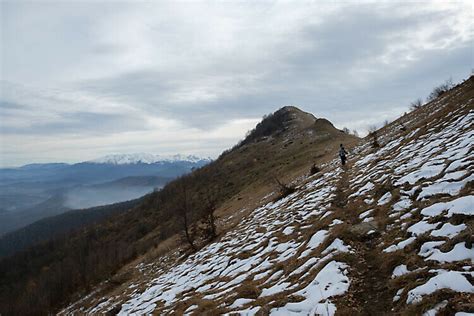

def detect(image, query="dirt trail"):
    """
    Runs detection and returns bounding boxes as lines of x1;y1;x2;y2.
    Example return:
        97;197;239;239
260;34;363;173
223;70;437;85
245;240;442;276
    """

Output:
333;163;394;315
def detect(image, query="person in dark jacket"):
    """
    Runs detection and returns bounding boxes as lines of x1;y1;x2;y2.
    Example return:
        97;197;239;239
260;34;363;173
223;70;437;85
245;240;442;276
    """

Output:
339;144;348;166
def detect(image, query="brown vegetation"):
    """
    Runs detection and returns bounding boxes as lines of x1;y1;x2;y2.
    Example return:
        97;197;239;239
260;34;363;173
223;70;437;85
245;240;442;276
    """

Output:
0;106;358;315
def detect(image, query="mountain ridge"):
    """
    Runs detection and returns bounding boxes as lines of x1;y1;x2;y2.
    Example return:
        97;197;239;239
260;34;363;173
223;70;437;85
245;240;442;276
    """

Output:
58;77;474;315
2;153;212;170
239;105;341;147
88;153;212;165
0;107;358;315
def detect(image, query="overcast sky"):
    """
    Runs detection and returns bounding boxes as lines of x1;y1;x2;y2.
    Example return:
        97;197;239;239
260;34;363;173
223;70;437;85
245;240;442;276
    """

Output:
1;1;472;167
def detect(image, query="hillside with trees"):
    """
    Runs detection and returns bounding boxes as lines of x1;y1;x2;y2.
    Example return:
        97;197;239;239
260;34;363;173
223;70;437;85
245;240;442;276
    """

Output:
0;107;357;315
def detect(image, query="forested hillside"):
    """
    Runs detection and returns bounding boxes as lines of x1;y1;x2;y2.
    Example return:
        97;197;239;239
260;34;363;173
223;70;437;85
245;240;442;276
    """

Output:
0;107;356;315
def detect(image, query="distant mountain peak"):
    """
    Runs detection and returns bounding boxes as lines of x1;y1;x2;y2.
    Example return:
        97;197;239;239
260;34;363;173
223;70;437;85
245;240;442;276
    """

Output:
240;106;337;146
87;153;211;165
273;105;318;128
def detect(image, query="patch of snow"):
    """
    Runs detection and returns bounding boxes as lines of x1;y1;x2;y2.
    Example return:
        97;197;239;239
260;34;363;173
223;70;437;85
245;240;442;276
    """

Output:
407;220;438;236
421;195;474;217
383;237;416;253
321;211;333;219
393;288;404;302
418;241;446;258
234;306;261;315
359;209;373;219
406;271;474;304
417;179;469;200
184;304;198;313
377;192;392;205
422;300;448;316
363;217;375;223
425;242;474;263
349;182;375;198
445;158;471;173
392;198;412;212
270;261;349;316
253;269;273;281
289;257;319;277
329;219;343;227
396;161;445;185
306;230;329;250
260;282;291;297
431;223;467;238
230;298;253;308
439;170;468;181
282;226;294;235
364;198;374;205
322;239;352;255
400;211;414;220
392;264;409;278
354;153;375;168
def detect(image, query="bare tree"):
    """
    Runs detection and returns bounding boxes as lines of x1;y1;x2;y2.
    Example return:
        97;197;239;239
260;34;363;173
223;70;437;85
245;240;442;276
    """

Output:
309;164;320;175
426;78;454;102
199;187;218;241
368;125;377;132
273;176;296;198
177;180;196;251
368;125;379;148
409;98;423;110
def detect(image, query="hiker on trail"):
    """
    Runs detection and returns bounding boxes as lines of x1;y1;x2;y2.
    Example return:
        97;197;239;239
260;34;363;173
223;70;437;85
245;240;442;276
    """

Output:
339;144;348;166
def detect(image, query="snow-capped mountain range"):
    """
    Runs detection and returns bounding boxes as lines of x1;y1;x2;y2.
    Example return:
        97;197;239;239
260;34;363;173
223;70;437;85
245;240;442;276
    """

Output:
87;153;212;165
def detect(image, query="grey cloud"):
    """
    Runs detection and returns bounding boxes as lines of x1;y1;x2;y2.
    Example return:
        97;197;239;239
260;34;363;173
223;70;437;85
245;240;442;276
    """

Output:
1;1;473;166
0;101;29;111
74;3;472;132
1;110;145;136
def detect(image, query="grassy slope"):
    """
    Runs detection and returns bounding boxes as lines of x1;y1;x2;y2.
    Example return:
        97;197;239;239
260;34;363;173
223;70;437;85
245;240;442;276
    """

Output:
0;107;357;315
63;76;473;314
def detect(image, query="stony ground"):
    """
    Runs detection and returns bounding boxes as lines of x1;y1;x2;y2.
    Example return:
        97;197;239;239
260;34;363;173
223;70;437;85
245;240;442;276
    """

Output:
62;79;473;315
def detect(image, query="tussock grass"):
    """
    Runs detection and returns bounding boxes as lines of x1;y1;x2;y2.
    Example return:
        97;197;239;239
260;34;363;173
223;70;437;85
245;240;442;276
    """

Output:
235;281;262;299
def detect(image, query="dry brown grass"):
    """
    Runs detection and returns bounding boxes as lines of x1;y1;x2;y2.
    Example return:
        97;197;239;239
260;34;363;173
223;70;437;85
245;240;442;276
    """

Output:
234;281;262;299
191;299;226;315
399;291;469;316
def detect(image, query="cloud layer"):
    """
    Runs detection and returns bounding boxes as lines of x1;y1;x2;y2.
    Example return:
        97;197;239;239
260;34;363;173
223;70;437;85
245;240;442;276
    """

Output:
1;1;473;166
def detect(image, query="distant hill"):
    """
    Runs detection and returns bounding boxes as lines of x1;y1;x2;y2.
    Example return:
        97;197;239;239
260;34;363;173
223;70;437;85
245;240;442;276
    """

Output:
63;175;172;210
239;105;328;146
0;155;209;235
0;199;141;259
0;154;211;186
0;194;69;238
0;175;173;241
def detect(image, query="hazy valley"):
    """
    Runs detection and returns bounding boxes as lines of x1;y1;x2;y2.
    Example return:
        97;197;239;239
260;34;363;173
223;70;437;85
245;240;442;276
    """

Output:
0;155;210;236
